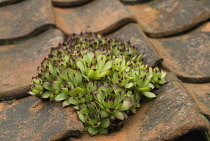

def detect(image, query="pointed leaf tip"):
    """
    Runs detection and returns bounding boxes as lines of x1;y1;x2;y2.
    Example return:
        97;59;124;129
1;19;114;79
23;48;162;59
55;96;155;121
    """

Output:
142;92;156;98
119;97;134;111
113;111;125;120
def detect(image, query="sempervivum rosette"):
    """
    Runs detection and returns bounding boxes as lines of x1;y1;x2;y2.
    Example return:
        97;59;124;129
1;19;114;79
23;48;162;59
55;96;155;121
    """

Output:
29;32;166;136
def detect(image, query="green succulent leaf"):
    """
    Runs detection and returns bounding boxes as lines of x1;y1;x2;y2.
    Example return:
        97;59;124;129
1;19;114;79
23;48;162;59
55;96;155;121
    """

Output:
48;62;55;75
99;128;108;135
88;126;98;136
100;118;110;128
88;69;100;80
161;71;167;78
55;93;69;101
138;87;151;92
84;125;89;131
43;82;53;91
92;122;101;128
118;97;134;111
75;71;83;86
84;52;95;66
74;106;79;110
142;92;156;98
32;78;41;84
30;85;43;95
63;100;71;107
69;87;83;97
97;55;106;70
158;80;167;84
52;81;60;89
130;107;137;114
42;91;54;98
98;69;111;78
113;111;125;120
78;113;86;123
76;61;86;74
79;98;86;104
28;91;36;95
101;60;113;72
125;83;134;89
61;88;68;95
101;109;109;118
68;97;79;105
106;108;116;114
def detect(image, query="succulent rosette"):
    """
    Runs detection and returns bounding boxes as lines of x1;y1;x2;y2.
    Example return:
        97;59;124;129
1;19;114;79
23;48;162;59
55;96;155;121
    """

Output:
29;32;167;136
77;102;110;136
92;83;133;120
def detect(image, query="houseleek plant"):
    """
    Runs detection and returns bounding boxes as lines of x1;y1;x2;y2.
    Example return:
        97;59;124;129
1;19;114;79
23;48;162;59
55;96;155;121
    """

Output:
29;32;166;136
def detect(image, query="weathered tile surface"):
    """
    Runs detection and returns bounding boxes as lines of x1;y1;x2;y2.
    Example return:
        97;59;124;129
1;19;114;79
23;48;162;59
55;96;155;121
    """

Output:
150;31;210;83
68;73;210;141
108;23;162;66
0;0;55;41
52;0;93;7
126;0;210;37
183;83;210;119
54;0;136;35
0;96;83;141
0;29;64;100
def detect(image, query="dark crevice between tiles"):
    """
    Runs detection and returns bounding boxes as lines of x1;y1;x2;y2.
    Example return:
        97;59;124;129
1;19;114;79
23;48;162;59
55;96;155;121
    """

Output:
148;58;163;68
46;130;82;141
0;85;30;101
151;60;166;71
174;130;209;141
0;25;56;46
52;0;94;8
203;114;210;122
58;130;83;141
161;62;210;84
102;18;137;36
1;98;17;105
177;75;210;84
120;0;154;5
0;0;24;7
145;18;210;39
1;93;31;102
158;64;183;83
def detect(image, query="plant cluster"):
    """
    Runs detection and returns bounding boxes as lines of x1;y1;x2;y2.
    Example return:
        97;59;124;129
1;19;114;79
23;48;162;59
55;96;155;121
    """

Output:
29;32;166;136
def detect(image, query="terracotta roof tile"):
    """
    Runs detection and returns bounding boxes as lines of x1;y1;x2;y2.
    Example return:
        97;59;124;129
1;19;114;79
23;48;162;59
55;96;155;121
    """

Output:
54;0;136;35
0;0;55;41
150;25;210;83
183;83;210;119
126;0;210;37
0;29;64;100
1;96;83;140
